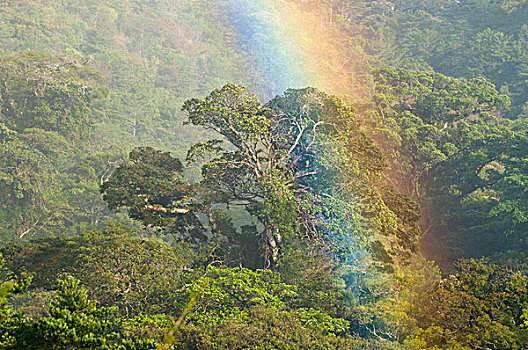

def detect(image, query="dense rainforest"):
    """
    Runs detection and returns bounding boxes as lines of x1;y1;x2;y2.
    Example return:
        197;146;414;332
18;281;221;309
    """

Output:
0;0;527;349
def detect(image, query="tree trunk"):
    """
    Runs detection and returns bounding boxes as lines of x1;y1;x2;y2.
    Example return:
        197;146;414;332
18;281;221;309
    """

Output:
264;222;281;270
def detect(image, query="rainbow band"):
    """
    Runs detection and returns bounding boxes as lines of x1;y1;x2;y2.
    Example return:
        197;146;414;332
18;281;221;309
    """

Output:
222;0;361;99
221;1;381;277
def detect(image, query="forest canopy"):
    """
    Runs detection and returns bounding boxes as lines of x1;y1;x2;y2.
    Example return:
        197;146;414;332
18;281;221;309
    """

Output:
1;0;528;349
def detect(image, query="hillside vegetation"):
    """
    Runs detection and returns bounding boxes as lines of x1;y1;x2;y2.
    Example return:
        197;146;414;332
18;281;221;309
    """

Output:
0;0;527;349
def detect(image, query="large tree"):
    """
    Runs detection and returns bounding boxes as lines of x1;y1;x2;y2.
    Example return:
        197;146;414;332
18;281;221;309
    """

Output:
182;84;393;268
102;84;419;272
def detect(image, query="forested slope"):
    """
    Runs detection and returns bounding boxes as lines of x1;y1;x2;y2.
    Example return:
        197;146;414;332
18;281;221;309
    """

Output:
0;0;264;239
0;0;258;147
316;0;528;265
292;0;528;264
0;0;528;349
329;0;528;116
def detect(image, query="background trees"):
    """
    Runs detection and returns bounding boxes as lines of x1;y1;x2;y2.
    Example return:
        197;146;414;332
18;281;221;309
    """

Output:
0;0;268;240
370;67;528;266
0;51;127;240
330;0;528;117
0;51;104;140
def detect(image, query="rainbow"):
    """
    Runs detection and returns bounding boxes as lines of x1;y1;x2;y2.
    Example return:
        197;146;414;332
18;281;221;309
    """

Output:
220;0;376;276
221;0;365;100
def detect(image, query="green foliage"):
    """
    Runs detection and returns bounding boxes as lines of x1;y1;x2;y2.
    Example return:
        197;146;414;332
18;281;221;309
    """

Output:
76;223;195;317
374;67;511;126
22;277;118;349
2;2;528;348
4;277;158;349
177;305;358;350
406;259;528;349
0;0;267;239
278;248;344;314
0;0;261;153
296;307;349;335
333;0;528;116
371;67;528;265
0;51;104;140
2;222;195;317
175;266;356;349
181;83;417;273
349;259;442;345
0;252;33;349
101;147;207;243
182;266;296;322
0;51;126;240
